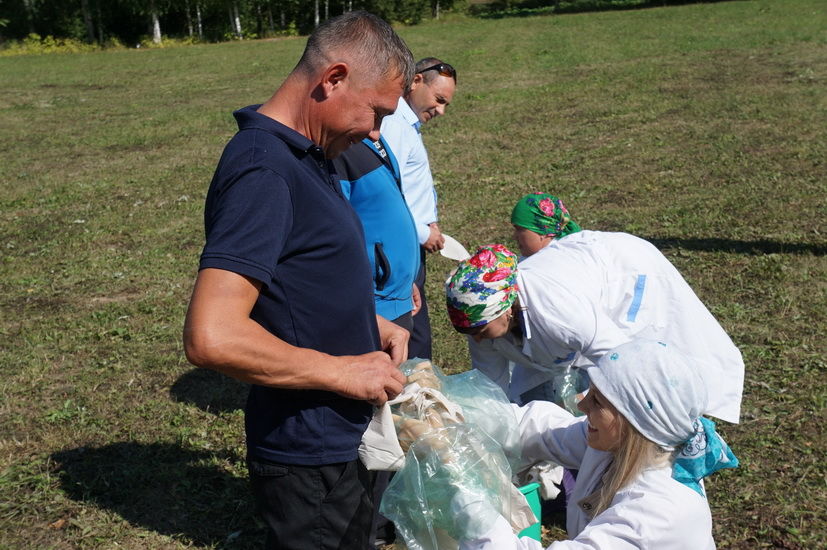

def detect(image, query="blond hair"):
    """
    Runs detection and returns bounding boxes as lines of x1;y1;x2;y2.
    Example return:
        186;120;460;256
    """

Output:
591;416;674;516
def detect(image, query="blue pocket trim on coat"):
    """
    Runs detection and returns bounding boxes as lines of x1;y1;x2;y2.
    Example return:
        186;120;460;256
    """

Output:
626;274;647;322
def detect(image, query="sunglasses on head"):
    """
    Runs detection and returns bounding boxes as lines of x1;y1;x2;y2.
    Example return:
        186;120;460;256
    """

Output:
418;62;457;81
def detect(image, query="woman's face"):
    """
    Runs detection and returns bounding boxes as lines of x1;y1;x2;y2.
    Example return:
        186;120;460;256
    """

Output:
513;225;552;257
577;385;624;452
470;305;517;342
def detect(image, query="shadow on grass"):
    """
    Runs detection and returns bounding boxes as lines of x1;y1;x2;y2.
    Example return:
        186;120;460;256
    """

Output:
645;237;827;256
52;442;262;548
170;368;248;414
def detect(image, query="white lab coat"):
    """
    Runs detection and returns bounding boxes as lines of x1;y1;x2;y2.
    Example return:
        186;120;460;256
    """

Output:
467;332;569;403
459;401;717;550
469;231;743;423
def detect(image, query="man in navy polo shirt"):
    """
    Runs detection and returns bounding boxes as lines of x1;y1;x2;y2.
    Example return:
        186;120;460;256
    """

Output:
183;12;414;550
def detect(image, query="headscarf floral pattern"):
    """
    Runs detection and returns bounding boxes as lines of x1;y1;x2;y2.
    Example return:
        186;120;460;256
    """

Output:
444;244;519;328
510;192;582;238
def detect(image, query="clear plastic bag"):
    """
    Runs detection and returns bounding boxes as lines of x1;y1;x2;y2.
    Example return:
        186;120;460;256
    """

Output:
441;369;522;472
553;365;590;416
397;359;521;471
380;423;533;550
382;359;535;550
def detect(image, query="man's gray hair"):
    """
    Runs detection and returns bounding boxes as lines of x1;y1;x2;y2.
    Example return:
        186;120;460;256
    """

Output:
297;11;414;91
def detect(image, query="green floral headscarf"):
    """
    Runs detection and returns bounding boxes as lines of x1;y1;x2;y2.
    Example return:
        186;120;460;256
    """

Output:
511;192;582;238
445;244;519;328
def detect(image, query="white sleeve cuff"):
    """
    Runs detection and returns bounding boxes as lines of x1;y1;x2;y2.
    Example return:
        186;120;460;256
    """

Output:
459;514;544;550
415;222;430;245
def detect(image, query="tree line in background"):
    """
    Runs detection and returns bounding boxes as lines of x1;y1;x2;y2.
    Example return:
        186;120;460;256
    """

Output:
0;0;715;50
0;0;455;47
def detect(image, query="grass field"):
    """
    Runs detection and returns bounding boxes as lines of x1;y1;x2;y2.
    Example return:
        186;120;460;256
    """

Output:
1;0;825;548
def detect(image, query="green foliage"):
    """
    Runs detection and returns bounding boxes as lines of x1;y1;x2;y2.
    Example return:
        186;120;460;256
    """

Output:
0;1;825;548
137;34;203;49
44;400;88;424
364;0;431;24
0;33;103;56
0;0;469;49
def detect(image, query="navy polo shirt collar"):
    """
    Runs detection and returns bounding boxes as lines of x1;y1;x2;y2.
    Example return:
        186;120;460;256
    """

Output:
233;104;326;161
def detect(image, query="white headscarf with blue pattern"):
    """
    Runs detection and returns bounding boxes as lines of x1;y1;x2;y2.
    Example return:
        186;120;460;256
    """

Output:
586;340;738;495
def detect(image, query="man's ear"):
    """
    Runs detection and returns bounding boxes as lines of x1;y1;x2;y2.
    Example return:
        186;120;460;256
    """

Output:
408;72;424;93
319;62;349;99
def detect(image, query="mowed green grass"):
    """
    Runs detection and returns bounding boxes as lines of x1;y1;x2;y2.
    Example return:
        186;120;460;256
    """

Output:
1;0;825;548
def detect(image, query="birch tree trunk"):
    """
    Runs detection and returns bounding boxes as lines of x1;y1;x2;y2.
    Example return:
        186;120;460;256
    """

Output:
314;0;320;28
184;0;194;37
229;3;242;39
196;2;203;40
234;3;243;38
152;14;162;43
324;0;329;21
150;0;162;44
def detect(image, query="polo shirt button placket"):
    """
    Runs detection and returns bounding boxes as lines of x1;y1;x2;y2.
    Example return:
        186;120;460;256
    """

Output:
310;147;342;196
309;146;324;167
309;147;328;177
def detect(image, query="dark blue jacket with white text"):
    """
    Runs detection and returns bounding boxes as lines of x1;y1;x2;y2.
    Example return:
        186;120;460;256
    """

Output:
333;137;420;320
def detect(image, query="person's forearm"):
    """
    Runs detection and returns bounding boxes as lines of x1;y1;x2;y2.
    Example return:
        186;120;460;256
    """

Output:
183;268;355;393
183;268;404;404
512;401;587;470
185;307;343;391
186;315;404;404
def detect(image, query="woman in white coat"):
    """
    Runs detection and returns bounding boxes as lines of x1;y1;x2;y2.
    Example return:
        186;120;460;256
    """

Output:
466;193;587;407
446;228;744;425
448;339;739;549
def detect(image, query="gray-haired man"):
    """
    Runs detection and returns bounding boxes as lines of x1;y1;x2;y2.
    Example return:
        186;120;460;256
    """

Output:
381;57;457;361
184;12;414;550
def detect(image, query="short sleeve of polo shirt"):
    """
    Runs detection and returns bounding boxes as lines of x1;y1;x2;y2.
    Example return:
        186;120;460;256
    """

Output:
200;167;292;287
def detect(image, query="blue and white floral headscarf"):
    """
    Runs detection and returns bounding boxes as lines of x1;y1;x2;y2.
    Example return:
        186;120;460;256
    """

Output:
586;340;739;496
445;244;519;329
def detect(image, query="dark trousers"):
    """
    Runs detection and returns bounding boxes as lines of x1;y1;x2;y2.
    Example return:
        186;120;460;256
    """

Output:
248;457;374;550
390;311;413;333
409;249;433;360
366;311;413;547
367;470;395;547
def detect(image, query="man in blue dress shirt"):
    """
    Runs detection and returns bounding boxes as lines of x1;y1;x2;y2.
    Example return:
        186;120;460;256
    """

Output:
381;57;457;360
